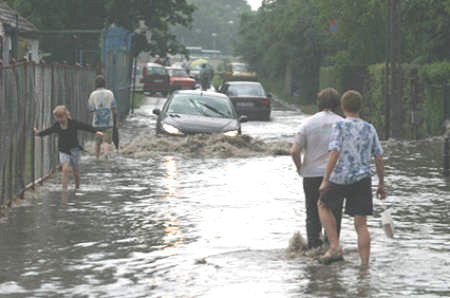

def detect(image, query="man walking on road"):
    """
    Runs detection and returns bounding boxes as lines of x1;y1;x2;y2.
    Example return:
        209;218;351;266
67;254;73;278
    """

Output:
88;75;117;160
290;88;344;254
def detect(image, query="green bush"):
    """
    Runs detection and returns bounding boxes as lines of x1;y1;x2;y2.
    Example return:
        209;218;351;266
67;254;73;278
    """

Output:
319;62;450;138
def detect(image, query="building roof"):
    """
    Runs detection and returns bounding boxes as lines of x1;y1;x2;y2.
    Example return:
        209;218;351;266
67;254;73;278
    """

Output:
0;1;37;33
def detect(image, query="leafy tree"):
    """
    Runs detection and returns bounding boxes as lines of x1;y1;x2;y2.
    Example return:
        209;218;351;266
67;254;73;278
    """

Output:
7;0;194;63
236;0;330;102
171;0;251;55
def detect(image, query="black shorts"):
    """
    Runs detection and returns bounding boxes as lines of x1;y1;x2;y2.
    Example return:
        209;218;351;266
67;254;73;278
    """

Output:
320;177;373;216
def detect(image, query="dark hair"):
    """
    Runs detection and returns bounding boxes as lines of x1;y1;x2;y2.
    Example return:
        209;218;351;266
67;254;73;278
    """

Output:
341;90;363;113
95;75;106;88
317;88;340;112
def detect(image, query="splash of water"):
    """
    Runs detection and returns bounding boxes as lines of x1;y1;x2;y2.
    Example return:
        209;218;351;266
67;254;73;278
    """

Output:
121;134;291;158
286;231;308;257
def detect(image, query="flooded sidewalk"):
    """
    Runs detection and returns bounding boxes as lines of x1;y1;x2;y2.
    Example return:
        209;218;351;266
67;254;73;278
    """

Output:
0;97;449;297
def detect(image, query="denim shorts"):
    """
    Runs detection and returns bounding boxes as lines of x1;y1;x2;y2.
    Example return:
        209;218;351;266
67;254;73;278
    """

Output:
59;148;81;170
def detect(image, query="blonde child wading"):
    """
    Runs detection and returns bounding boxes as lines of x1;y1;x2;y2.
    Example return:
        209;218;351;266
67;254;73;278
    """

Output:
34;106;103;191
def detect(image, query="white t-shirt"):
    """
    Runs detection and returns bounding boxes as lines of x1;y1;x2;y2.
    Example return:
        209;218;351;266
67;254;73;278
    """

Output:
293;111;343;177
88;88;117;128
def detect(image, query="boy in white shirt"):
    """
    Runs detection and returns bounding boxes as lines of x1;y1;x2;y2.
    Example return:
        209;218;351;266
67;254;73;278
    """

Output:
88;75;117;159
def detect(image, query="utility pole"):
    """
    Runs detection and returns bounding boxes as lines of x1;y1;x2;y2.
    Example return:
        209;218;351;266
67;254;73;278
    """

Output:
385;0;402;139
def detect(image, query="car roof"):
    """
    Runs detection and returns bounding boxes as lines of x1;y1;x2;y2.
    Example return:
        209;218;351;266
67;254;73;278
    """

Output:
174;90;229;99
166;67;185;71
146;63;164;67
226;81;262;86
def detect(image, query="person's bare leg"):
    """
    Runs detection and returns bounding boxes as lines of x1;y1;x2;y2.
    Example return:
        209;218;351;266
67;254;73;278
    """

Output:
103;141;110;159
95;142;101;160
354;216;370;267
318;201;340;252
61;163;70;191
73;168;80;189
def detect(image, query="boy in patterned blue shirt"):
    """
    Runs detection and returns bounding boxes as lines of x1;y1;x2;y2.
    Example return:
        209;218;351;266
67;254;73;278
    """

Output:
318;90;387;267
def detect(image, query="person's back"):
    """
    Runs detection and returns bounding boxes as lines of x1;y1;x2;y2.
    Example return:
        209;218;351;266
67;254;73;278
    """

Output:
298;111;343;177
329;118;382;185
89;88;115;128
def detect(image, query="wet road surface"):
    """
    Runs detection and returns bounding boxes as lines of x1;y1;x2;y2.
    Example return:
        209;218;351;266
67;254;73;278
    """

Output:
0;97;449;297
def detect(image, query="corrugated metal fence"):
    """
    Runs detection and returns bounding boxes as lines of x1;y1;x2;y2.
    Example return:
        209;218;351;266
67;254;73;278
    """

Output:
0;63;96;207
102;25;134;120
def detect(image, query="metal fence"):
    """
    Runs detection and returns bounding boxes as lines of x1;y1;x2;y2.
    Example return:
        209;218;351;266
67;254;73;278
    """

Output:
0;62;96;207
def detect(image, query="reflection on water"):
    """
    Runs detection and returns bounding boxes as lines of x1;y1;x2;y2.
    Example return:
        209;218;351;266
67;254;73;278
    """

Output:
0;97;448;297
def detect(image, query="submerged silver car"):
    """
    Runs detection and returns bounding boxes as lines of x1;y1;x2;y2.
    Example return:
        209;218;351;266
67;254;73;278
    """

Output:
153;90;247;136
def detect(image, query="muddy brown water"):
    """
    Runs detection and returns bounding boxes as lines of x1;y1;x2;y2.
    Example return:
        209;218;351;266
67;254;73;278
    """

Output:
0;97;449;297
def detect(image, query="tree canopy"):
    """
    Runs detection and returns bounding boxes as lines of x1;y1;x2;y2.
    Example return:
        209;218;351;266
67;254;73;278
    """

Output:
171;0;251;55
6;0;195;62
236;0;450;103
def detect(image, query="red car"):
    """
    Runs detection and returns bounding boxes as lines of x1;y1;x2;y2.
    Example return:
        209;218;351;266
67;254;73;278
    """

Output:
142;63;170;96
166;67;196;92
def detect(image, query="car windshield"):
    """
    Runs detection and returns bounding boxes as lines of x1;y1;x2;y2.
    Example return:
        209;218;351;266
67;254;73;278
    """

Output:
168;69;188;77
232;63;249;72
147;66;167;75
167;95;234;119
227;84;265;97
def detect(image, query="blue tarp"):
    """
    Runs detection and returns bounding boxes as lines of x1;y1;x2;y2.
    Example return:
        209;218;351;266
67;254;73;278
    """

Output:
102;25;134;64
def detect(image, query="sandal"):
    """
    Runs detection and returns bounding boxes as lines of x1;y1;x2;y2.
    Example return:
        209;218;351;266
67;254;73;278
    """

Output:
318;249;344;265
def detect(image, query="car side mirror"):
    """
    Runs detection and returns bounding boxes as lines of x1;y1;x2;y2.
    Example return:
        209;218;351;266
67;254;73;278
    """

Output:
239;115;248;123
153;108;161;116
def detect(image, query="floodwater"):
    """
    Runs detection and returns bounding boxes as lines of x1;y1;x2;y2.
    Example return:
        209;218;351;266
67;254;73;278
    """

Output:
0;97;449;298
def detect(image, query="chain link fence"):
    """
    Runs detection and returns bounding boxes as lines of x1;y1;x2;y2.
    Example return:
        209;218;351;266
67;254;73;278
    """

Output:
0;63;96;207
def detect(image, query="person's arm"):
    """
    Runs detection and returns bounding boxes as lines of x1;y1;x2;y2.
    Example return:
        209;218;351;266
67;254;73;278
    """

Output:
291;127;306;175
375;155;387;199
88;94;95;113
34;123;58;137
319;150;340;192
372;128;387;199
73;119;103;135
290;143;302;174
319;122;342;192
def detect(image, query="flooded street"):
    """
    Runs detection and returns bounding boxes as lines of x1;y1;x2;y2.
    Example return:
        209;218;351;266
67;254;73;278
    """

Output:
0;97;449;298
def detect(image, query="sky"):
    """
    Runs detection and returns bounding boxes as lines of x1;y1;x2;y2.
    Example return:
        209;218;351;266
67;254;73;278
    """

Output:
247;0;263;10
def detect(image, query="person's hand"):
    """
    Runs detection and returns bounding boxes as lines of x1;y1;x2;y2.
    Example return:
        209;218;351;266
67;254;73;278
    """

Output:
33;127;39;136
376;184;387;200
296;167;303;177
319;180;329;194
96;131;104;137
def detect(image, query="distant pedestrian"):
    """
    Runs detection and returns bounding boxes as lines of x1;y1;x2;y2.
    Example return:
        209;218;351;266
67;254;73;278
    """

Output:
318;90;387;267
199;63;212;91
34;105;103;190
88;75;118;159
290;88;344;255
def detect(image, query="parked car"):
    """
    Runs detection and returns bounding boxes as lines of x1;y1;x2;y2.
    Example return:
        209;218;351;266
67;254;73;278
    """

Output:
142;63;170;96
166;67;196;92
222;62;257;82
220;81;271;121
153;90;247;136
